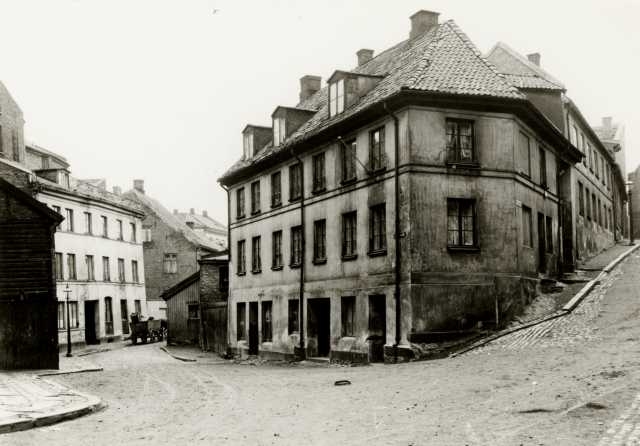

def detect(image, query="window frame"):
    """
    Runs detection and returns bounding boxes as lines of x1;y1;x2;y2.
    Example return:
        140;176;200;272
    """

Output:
341;139;357;184
236;187;246;219
131;260;139;283
163;253;178;274
288;299;299;334
272;230;283;270
101;215;108;237
341;211;358;260
445;118;476;165
518;131;532;177
261;301;273;342
290;226;302;268
237;240;246;275
369;203;387;256
341;296;356;337
65;208;74;232
237;302;246;340
250;180;261;215
369;127;386;173
312;152;326;194
313;219;327;264
539;146;547;188
447;198;478;251
67;253;77;280
86;255;95;281
84;212;92;235
522;205;533;248
102;256;111;281
289;163;302;202
118;258;126;283
271;171;282;208
251;236;262;274
329;78;345;118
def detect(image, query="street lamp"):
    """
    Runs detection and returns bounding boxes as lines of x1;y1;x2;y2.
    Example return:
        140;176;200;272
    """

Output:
63;284;72;357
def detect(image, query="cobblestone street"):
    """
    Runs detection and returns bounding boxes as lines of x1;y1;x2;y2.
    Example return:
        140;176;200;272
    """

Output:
4;250;640;445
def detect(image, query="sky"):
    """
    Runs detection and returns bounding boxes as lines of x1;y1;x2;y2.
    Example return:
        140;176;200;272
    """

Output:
1;0;638;225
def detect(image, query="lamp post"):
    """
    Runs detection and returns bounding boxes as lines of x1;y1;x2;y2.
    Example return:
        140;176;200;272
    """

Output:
63;284;72;357
629;181;635;246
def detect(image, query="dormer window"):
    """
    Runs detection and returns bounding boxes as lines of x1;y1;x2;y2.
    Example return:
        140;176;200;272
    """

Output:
329;79;345;117
273;117;286;146
243;133;254;159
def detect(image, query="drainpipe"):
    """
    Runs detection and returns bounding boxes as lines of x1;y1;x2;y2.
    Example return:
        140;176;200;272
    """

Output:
383;102;401;363
221;184;231;355
290;149;306;360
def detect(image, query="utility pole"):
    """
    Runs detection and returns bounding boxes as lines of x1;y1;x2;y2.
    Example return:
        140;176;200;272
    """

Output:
64;284;72;357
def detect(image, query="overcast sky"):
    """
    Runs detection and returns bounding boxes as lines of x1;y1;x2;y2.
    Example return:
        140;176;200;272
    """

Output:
1;0;638;224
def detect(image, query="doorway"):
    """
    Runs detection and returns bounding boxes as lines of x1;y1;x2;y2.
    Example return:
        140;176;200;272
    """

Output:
120;300;129;335
248;302;259;355
368;295;386;363
537;212;546;273
84;300;99;345
308;298;331;357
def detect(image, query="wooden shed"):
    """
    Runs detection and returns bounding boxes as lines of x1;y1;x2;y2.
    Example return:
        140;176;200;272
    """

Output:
0;177;63;369
161;255;228;353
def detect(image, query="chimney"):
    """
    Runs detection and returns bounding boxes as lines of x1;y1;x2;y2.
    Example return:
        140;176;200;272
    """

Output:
133;179;145;194
603;117;613;129
299;75;322;102
190;208;195;215
203;210;208;218
357;49;374;66
527;53;541;66
173;209;178;215
410;10;439;39
112;186;122;195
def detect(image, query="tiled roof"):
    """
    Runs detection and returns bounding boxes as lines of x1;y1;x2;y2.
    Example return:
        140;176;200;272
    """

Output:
175;212;227;233
220;20;524;182
123;189;221;252
26;142;70;167
485;42;565;91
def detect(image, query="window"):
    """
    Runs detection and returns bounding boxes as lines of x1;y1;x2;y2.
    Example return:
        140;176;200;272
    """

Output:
585;187;591;220
252;236;262;273
11;130;19;162
188;304;199;319
0;124;3;155
251;181;261;214
143;227;152;242
583;142;589;167
52;205;62;229
237;302;246;340
447;199;476;248
589;147;594;172
341;211;357;258
341;296;356;337
121;300;130;334
243;133;253;159
545;216;553;253
105;297;113;335
42;156;49;169
101;216;108;237
313;219;326;263
581;133;586;154
597;197;602;226
117;219;123;240
290;226;302;267
69;302;79;328
539;146;547;187
517;132;531;177
446;119;474;163
329;79;345;117
312;152;325;192
570;124;578;145
102;256;111;281
289;163;302;201
522;206;533;247
369;127;385;171
86;255;95;281
67;254;77;280
273;117;286;146
595;153;600;178
237;240;246;274
58;302;65;329
369;204;387;254
132;260;139;283
163;253;177;274
84;212;92;235
578;182;585;217
118;258;125;283
272;230;283;269
130;223;137;242
54;252;63;280
271;171;282;207
134;299;141;315
592;194;597;225
65;209;74;232
342;139;357;183
60;172;70;189
261;301;273;342
288;299;299;334
236;187;245;218
219;265;229;291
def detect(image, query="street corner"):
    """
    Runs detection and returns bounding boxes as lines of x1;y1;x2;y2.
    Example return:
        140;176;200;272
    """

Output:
0;373;104;434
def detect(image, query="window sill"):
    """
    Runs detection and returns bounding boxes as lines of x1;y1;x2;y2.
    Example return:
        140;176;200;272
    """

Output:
290;263;301;269
446;161;480;169
312;258;327;265
236;215;246;220
251;269;262;274
271;202;282;209
251;210;261;216
236;272;246;276
367;249;387;257
368;167;386;176
447;245;480;253
340;178;357;186
271;265;283;271
312;187;326;195
289;197;302;203
341;254;358;262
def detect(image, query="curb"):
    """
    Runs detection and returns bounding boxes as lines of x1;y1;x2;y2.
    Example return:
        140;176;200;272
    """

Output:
160;346;196;362
37;367;103;377
452;243;640;357
0;379;104;435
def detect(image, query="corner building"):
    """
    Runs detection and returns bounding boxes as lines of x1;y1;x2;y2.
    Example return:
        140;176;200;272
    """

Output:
219;11;589;362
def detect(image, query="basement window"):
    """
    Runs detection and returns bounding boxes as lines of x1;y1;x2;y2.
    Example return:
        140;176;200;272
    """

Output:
329;79;345;117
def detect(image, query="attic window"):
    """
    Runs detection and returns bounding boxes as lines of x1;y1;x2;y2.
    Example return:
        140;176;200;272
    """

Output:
329;79;345;117
243;133;253;159
273;117;286;146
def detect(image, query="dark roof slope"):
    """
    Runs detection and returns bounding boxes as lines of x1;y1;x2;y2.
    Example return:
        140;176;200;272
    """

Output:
220;20;524;183
0;177;63;224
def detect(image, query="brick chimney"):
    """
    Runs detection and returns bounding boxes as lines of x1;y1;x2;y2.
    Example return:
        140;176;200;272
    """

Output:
299;75;322;102
112;186;122;195
357;49;374;66
133;179;145;194
410;10;439;39
527;53;541;66
203;210;208;218
603;117;613;129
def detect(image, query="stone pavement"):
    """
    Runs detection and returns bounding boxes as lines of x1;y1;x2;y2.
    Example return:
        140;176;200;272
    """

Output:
0;354;103;434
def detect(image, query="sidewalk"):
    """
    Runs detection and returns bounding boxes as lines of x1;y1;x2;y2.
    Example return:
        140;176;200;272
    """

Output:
0;354;103;434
